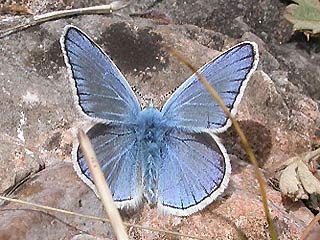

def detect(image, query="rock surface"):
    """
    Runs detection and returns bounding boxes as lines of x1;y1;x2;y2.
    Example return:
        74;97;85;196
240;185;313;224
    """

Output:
0;0;320;239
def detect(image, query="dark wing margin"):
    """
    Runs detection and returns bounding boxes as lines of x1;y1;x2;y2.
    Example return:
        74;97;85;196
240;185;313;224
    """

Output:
162;42;259;132
72;123;142;209
60;25;141;124
157;130;231;216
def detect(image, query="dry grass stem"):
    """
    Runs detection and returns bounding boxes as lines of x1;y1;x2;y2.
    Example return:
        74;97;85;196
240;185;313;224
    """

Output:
166;45;278;240
77;129;128;240
0;1;128;39
0;195;205;239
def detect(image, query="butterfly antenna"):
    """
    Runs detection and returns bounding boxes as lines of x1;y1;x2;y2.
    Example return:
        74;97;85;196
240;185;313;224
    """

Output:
160;86;178;102
132;85;148;107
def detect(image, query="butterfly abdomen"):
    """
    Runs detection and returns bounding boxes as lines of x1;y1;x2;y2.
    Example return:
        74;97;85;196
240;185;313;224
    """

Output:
142;154;159;204
135;107;168;205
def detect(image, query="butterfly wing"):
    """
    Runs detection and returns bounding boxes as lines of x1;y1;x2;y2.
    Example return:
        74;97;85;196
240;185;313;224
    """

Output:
61;25;141;123
73;123;142;208
157;129;230;216
162;42;258;132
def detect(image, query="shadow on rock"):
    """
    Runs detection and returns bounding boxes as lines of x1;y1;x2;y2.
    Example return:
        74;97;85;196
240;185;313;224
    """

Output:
220;120;272;170
98;22;169;77
27;28;65;78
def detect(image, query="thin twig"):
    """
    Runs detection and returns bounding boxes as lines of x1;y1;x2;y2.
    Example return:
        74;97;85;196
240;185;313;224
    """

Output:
166;46;278;240
77;129;128;240
0;208;90;235
0;1;128;39
301;209;320;240
0;196;205;240
209;210;248;240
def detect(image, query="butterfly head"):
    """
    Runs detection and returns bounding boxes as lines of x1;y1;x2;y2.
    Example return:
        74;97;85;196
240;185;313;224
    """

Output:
136;107;167;151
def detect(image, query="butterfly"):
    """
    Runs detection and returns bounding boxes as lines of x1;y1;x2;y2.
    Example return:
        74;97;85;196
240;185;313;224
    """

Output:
60;25;259;216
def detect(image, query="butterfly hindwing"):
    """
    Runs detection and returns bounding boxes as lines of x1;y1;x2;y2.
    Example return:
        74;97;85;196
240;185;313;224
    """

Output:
157;129;230;216
61;26;141;123
162;42;258;132
73;123;142;209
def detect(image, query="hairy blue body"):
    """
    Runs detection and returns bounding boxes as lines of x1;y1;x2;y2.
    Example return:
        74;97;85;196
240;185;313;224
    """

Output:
135;106;168;204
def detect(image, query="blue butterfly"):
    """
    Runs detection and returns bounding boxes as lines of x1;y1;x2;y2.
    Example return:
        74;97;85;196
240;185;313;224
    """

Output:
60;25;259;216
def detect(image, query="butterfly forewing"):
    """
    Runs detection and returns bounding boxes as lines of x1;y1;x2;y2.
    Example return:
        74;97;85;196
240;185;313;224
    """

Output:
161;42;258;132
74;123;143;209
61;26;141;123
157;130;230;216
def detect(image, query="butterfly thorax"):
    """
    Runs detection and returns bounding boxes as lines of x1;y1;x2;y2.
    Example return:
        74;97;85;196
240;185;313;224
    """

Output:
136;106;168;204
136;107;166;147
